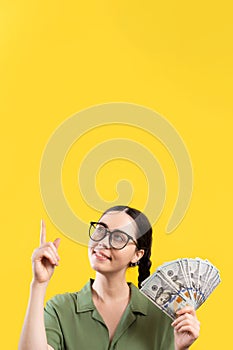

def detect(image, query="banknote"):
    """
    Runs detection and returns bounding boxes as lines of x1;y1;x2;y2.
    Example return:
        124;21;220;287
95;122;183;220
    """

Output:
140;271;192;320
157;260;195;305
180;258;198;303
140;258;220;319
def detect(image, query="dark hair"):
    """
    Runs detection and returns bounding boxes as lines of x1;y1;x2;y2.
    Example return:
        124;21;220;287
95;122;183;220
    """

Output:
100;205;152;289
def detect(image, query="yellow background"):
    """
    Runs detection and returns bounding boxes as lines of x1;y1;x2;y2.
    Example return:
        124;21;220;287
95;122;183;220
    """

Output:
1;1;232;348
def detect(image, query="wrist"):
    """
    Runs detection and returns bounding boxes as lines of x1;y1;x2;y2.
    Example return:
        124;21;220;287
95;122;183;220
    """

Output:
28;280;48;308
31;279;49;290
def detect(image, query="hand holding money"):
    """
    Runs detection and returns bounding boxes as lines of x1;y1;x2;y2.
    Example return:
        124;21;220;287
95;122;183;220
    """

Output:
140;258;220;350
172;306;200;350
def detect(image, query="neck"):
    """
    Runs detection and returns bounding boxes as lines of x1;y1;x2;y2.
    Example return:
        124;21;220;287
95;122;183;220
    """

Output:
92;272;130;301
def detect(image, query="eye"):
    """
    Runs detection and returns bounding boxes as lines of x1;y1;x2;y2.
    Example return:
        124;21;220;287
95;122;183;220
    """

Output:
96;224;105;233
91;223;106;239
112;232;127;243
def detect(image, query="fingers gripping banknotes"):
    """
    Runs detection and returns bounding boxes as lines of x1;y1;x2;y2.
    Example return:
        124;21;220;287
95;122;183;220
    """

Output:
140;258;220;320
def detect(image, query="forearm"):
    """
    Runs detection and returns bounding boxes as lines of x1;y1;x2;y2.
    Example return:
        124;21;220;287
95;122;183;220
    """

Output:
18;280;49;350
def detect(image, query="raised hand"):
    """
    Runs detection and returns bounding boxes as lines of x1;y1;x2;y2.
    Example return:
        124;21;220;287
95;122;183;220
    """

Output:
172;306;200;350
32;220;60;284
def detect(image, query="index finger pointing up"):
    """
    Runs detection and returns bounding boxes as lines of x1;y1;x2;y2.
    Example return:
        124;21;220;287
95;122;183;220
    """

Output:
40;219;46;245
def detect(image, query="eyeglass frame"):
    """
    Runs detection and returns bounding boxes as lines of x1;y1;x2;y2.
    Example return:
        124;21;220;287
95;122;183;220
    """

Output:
89;221;139;250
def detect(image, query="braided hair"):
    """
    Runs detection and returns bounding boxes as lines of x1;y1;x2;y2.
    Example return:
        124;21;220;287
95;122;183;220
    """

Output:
100;205;152;289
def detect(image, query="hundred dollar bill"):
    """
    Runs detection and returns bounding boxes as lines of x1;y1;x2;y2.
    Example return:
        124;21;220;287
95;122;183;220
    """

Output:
140;271;192;319
203;265;220;300
180;258;198;303
186;258;201;305
157;259;195;305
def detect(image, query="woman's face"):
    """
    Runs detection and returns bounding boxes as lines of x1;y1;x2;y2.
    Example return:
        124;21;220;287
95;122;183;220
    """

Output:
88;211;144;275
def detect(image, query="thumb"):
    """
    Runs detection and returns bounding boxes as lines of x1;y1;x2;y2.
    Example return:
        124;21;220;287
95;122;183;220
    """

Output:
53;238;61;249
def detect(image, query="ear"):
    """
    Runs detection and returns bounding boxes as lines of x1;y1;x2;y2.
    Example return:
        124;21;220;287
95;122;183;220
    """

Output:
130;249;144;264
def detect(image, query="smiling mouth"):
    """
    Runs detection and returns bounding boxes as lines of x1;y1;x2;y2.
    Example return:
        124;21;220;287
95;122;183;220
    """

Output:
93;250;112;260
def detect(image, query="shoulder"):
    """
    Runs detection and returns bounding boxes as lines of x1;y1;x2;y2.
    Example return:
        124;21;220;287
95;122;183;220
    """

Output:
46;292;78;307
45;280;93;313
45;292;79;316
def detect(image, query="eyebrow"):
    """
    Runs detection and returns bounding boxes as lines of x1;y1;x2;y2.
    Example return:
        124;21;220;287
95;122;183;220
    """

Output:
97;221;129;234
97;221;109;228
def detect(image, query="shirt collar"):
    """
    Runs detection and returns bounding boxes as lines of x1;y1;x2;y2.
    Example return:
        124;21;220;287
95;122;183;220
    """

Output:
76;279;95;313
129;283;148;316
76;279;148;316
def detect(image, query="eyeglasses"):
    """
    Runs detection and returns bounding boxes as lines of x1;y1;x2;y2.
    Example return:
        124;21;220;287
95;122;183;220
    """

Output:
89;221;139;250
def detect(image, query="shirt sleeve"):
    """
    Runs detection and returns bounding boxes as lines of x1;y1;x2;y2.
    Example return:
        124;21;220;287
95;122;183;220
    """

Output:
44;298;65;350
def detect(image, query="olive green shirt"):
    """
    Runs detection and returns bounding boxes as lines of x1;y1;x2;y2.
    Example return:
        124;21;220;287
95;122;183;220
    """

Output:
44;280;174;350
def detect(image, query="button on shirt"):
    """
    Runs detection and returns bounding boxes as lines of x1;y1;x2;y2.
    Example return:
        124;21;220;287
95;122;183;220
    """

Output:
44;280;174;350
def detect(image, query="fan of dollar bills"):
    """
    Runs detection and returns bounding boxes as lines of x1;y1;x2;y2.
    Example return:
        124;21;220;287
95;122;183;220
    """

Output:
140;258;220;320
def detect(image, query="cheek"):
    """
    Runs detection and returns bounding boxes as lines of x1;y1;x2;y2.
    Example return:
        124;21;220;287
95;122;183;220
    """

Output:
88;238;98;250
114;247;136;263
88;247;93;261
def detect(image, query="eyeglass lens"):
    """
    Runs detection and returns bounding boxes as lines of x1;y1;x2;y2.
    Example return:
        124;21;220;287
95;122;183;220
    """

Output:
90;223;129;249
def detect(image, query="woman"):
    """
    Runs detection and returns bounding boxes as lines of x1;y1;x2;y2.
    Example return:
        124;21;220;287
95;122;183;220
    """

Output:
19;206;200;350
